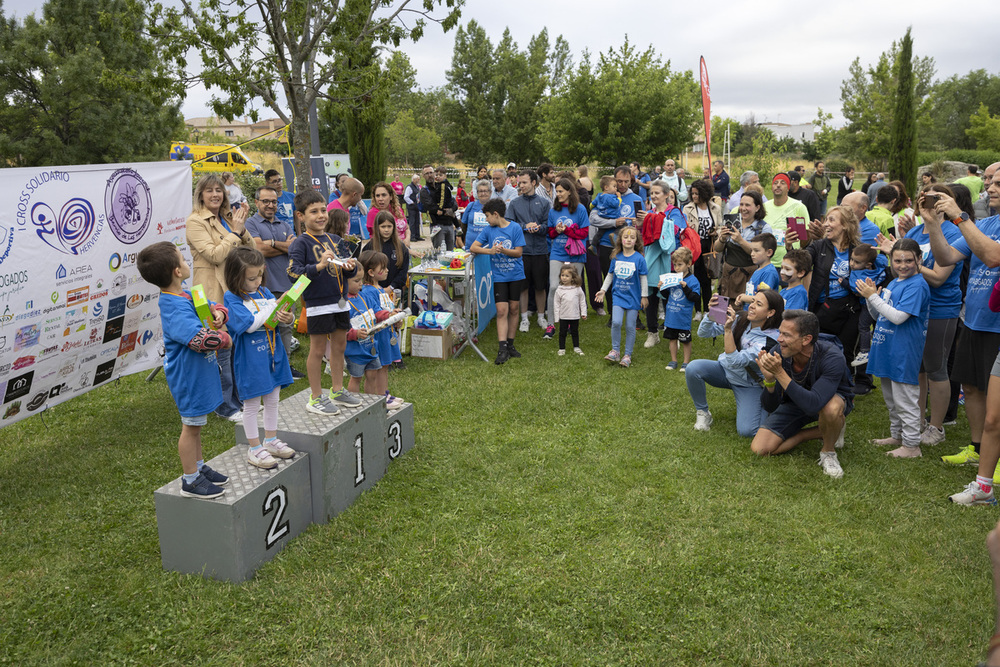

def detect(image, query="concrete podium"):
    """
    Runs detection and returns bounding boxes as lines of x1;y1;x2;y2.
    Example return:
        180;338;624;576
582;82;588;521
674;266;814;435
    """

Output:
387;402;415;462
153;446;312;583
236;390;388;523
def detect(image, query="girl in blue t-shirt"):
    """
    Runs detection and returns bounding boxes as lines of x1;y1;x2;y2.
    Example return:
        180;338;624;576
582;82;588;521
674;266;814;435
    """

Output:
857;238;930;459
596;226;648;367
360;251;406;410
223;247;297;470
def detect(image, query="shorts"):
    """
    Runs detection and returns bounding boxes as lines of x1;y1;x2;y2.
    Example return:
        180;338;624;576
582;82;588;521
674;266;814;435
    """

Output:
307;310;351;335
662;327;692;343
952;327;1000;392
181;414;209;427
761;393;854;440
494;279;526;303
346;356;382;378
523;255;549;291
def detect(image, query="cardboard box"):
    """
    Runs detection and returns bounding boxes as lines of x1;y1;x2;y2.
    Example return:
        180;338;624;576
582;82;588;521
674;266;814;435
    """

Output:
410;326;454;360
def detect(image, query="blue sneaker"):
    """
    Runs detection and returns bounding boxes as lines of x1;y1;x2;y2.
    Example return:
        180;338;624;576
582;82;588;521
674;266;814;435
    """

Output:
180;473;225;499
198;464;229;486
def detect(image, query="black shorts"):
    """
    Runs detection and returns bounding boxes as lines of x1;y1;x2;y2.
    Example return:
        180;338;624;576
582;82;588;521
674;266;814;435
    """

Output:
662;327;692;343
494;279;526;303
952;327;1000;392
523;254;549;291
762;393;854;440
306;310;351;335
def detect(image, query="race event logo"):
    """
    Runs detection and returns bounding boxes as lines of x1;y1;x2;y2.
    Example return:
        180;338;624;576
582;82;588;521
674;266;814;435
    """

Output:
104;169;151;244
30;198;102;255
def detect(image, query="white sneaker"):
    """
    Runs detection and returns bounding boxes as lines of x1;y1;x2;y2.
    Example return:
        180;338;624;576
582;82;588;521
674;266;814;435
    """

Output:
644;332;659;348
248;446;278;469
596;308;606;316
693;312;703;322
225;410;244;423
818;451;844;479
557;349;566;356
573;347;584;356
920;424;946;446
949;481;997;506
519;316;530;333
851;352;869;367
537;314;548;329
694;410;713;431
263;438;296;459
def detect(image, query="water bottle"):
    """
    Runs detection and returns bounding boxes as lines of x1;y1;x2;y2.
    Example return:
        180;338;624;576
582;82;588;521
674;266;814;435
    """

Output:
439;240;446;255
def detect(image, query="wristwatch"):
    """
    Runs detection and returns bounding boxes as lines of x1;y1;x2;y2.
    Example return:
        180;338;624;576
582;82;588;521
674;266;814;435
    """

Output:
953;212;970;224
270;239;276;247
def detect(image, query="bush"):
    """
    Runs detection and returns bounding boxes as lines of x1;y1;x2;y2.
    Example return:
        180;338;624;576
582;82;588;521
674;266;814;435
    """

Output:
823;157;854;174
916;149;1000;170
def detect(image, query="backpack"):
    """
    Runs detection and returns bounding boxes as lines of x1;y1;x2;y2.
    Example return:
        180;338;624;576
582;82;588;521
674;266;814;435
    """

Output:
677;225;702;263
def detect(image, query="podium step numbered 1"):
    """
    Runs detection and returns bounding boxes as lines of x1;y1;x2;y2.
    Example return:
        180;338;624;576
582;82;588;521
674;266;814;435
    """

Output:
155;389;415;582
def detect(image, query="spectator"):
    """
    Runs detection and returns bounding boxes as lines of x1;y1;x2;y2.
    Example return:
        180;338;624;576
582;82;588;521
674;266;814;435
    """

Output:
807;161;832;216
715;189;773;300
956;163;984;200
763;173;809;269
836;166;855;205
404;174;423;242
490;168;518;204
725;170;766;214
787;170;822;222
867;173;888;209
711;160;730;200
660;159;688;204
683;179;722;319
577;165;595;199
264;169;296;233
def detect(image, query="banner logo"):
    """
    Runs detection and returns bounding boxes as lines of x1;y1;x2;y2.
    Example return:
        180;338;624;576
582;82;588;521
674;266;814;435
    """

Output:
104;169;151;244
31;198;102;255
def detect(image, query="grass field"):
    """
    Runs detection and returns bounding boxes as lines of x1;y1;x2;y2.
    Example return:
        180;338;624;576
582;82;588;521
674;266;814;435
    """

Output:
1;316;998;666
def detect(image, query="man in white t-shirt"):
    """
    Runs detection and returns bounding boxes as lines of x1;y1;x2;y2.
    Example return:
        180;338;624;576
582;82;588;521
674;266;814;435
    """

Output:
658;159;688;204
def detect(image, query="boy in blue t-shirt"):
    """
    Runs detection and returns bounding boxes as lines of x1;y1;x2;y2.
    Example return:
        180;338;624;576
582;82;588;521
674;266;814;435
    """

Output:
736;233;779;309
847;243;887;366
593;175;622;219
780;249;811;311
471;198;526;365
137;242;233;499
658;246;700;371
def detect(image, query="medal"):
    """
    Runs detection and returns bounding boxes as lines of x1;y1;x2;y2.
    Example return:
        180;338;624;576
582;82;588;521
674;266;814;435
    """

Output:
389;335;397;346
338;298;347;308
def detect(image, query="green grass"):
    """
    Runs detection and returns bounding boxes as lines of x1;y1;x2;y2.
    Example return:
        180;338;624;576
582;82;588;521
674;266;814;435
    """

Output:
1;319;997;666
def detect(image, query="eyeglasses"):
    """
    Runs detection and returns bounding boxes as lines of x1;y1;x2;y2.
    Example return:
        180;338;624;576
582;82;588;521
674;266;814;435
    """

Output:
257;199;277;205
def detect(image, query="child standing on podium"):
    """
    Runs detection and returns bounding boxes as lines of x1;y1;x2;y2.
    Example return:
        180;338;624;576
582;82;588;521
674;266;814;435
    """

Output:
137;241;233;499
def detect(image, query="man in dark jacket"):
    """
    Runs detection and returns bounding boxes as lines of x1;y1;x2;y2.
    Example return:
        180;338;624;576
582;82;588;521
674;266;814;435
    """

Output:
419;165;458;250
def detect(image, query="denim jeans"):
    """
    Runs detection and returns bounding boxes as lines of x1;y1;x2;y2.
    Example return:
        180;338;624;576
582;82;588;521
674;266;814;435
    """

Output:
611;305;638;356
214;346;243;417
685;359;766;437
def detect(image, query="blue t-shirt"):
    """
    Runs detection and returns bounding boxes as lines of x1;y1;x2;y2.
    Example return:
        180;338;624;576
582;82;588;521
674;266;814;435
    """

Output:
859;216;880;246
906;221;964;319
782;284;808;310
476;223;526;283
953;215;1000;333
848;260;887;305
275;191;295;229
825;247;851;301
348;206;365;238
600;191;643;247
664;273;700;330
159;292;223;418
345;291;379;365
462;201;490;251
593;192;621;219
608;251;648;311
364;284;400;365
750;263;780;294
547;205;589;262
867;275;930;384
224;288;293;400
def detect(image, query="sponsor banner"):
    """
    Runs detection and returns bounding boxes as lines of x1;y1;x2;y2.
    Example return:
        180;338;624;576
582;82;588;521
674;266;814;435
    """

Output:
0;161;192;426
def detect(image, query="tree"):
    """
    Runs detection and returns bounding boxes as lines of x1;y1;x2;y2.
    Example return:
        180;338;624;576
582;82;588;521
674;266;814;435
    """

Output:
733;129;779;185
966;103;1000;152
839;38;935;169
540;40;699;167
924;70;1000;151
385;109;443;165
888;28;917;203
709;116;742;158
150;0;461;191
0;0;184;167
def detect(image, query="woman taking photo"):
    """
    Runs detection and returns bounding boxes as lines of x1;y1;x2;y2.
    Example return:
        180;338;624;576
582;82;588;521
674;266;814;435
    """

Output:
806;205;862;364
638;181;685;347
185;173;253;421
685;291;783;435
365;181;410;247
683;178;722;318
714;189;772;300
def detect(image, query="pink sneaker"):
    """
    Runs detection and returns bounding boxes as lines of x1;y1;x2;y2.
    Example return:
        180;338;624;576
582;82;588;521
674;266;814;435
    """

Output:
619;355;632;368
604;350;620;362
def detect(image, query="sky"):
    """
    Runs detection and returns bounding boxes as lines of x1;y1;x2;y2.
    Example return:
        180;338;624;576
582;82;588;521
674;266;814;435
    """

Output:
3;0;995;130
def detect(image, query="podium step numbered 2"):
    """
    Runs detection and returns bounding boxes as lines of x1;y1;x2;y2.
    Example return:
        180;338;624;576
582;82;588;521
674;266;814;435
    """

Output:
155;389;415;582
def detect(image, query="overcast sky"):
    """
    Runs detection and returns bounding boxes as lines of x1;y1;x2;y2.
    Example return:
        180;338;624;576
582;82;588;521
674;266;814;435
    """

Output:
4;0;995;129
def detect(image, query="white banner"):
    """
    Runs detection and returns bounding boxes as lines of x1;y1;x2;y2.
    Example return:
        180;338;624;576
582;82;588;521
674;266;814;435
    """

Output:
0;161;192;427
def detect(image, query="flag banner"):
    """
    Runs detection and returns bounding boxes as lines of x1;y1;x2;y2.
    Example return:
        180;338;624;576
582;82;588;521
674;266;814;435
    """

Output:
700;56;712;166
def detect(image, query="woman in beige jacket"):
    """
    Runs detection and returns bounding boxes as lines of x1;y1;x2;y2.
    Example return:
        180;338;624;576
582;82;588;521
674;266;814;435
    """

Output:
185;173;253;420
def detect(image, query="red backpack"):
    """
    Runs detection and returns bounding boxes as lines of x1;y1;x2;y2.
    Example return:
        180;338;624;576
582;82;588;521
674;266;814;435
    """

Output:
677;224;702;263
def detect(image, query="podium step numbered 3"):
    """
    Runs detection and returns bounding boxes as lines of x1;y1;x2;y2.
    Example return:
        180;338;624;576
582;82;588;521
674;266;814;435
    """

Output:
155;389;415;582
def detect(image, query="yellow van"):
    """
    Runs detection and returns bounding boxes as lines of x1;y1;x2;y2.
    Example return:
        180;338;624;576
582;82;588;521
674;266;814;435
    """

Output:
169;142;263;175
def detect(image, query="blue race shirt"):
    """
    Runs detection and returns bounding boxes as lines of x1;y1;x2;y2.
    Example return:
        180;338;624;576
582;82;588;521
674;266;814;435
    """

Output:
462;201;490;251
906;221;964;319
825;247;850;301
364;284;399;365
159;292;223;418
224;288;293;400
345;292;379;364
782;284;808;310
600;191;643;247
475;223;526;283
953;215;1000;333
664;273;700;330
609;251;648;310
867;275;930;384
859;216;880;246
751;264;780;293
547;205;589;262
848;257;887;305
275;191;295;229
